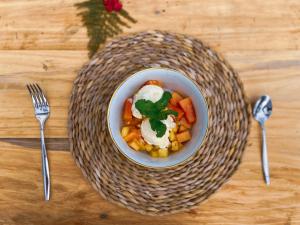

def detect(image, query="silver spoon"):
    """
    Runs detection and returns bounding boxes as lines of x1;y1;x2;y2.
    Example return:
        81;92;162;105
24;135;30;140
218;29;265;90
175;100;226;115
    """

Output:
253;95;272;186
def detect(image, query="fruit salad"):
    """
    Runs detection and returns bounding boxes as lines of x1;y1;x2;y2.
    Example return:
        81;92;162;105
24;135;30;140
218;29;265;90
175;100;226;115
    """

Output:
121;80;196;158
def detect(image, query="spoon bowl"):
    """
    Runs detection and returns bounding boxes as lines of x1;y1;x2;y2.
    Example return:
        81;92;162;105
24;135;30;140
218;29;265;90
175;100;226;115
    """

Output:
253;95;272;125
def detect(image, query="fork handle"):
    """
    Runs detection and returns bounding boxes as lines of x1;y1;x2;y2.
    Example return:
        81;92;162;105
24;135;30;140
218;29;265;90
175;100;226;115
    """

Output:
40;127;50;200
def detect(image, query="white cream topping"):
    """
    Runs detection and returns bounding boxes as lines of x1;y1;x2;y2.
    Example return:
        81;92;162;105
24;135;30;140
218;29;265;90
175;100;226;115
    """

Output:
131;85;164;119
141;116;176;148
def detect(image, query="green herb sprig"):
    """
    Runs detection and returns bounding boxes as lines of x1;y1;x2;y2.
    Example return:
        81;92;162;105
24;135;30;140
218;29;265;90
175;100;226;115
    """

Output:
135;91;178;137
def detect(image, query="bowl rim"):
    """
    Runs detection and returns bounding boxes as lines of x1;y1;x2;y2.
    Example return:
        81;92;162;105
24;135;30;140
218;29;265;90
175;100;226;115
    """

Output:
107;67;209;169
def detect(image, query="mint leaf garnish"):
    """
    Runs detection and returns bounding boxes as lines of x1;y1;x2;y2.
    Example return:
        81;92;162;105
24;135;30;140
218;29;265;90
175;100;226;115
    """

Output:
149;119;166;138
158;109;178;120
135;99;159;118
135;91;178;137
154;91;172;110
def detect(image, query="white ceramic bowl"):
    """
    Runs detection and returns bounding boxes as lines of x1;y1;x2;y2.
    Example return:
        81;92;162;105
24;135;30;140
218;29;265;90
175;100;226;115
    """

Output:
108;68;208;168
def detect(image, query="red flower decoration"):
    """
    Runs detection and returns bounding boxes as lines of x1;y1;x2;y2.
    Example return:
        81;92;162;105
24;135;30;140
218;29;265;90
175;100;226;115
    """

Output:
103;0;123;12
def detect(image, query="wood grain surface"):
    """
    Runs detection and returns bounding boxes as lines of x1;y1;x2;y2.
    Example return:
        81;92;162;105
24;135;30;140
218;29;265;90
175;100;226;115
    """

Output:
0;0;299;224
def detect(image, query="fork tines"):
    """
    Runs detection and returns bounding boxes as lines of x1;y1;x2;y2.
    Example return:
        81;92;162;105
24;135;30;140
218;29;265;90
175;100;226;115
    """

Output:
26;84;49;108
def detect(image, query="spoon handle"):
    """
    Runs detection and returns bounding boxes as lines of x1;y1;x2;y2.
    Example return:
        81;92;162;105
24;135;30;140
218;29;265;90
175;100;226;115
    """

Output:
261;124;270;185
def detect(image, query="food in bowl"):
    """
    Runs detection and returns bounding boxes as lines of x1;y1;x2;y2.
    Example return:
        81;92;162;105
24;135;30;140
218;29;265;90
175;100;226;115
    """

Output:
108;68;208;168
121;80;196;158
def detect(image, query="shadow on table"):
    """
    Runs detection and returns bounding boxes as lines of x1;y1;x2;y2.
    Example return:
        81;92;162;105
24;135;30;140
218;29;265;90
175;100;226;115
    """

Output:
75;0;137;58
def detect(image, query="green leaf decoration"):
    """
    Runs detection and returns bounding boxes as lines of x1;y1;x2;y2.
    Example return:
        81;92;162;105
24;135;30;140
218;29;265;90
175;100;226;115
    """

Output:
135;91;177;137
157;109;178;120
154;91;172;110
149;119;166;138
135;99;159;118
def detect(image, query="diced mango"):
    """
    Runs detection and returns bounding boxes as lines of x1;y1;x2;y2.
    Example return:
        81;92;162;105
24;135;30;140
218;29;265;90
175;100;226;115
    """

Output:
144;80;162;87
137;138;146;151
176;130;192;143
126;118;142;126
138;138;145;145
123;99;132;121
171;141;180;151
124;129;141;142
128;140;140;151
178;142;183;149
168;104;184;120
150;150;159;157
169;131;176;141
172;124;178;133
154;145;161;151
179;125;188;132
121;126;130;137
145;144;153;152
158;148;169;157
180;117;192;129
170;92;183;106
179;97;196;123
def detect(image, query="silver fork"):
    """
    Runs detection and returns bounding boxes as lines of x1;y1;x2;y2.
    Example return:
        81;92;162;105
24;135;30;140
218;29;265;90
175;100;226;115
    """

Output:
26;84;50;201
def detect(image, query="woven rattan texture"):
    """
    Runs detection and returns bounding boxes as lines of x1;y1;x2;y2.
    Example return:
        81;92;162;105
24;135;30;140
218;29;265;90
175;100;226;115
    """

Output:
68;31;251;215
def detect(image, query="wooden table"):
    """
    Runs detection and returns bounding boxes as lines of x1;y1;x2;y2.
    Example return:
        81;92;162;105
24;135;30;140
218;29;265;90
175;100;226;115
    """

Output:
1;0;299;224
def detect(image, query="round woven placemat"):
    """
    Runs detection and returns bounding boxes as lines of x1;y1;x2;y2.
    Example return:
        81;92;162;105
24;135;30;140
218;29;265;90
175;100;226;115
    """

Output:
68;30;251;215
